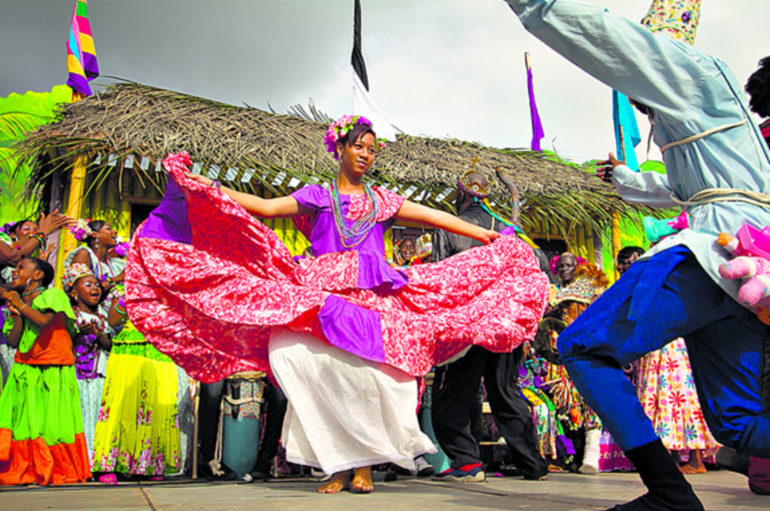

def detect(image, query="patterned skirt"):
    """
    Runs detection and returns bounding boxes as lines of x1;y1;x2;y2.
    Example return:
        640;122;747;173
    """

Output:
91;322;182;475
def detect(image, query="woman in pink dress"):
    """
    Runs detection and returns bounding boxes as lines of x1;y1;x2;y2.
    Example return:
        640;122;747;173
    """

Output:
125;115;548;493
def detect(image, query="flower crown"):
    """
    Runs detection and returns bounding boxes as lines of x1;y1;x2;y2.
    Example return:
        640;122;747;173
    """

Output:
70;218;93;242
324;114;385;160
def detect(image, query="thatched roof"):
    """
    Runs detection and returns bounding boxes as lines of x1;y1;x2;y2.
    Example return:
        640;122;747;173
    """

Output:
16;82;656;236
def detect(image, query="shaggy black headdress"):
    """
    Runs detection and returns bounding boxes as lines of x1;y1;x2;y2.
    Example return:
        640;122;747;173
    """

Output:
746;57;770;118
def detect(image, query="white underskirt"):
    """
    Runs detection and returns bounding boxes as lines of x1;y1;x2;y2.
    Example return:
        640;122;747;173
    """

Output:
268;327;436;475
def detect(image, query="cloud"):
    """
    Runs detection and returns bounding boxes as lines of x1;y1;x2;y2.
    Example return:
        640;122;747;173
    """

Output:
1;0;767;164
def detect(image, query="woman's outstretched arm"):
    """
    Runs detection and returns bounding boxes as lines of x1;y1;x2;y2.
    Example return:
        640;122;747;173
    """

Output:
186;173;309;218
395;200;500;244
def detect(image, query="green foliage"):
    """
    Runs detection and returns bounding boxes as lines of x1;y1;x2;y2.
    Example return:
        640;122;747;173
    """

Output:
638;159;667;174
0;85;71;222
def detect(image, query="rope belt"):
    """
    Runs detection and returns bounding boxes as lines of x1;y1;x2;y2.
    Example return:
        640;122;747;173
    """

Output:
658;117;769;209
670;188;770;209
660;119;747;153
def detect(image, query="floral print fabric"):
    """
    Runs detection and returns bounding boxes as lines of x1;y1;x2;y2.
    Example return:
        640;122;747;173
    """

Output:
641;0;702;46
633;338;719;452
91;323;182;476
125;154;549;383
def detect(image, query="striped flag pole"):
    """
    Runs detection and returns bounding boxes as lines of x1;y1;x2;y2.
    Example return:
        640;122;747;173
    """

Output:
66;0;99;100
59;0;100;287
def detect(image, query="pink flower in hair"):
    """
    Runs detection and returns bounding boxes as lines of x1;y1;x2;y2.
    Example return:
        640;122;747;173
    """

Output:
324;114;385;160
70;218;93;242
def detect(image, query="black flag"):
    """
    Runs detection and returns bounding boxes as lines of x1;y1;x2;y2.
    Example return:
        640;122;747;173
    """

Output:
351;0;369;91
349;0;395;140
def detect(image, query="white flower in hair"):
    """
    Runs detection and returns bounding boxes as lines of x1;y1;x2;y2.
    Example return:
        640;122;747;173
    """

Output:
70;218;93;242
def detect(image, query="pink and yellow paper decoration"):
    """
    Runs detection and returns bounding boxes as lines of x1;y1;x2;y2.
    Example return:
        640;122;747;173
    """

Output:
66;0;99;97
641;0;702;46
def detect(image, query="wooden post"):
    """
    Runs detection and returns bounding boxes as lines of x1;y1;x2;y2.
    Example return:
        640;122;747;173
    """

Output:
611;211;622;280
46;165;65;269
55;153;87;287
585;227;596;266
191;380;200;480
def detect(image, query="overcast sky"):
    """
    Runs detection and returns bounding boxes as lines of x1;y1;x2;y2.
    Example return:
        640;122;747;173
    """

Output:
1;0;768;164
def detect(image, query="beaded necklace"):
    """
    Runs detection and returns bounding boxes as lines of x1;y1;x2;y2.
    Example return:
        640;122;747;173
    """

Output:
74;312;105;379
329;179;379;248
21;286;42;299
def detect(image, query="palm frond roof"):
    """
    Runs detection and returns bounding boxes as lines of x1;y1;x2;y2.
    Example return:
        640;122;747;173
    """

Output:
16;82;656;235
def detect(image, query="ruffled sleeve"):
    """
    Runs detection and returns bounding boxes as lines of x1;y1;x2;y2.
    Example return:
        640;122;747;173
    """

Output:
13;288;77;355
291;184;329;211
32;288;78;337
347;186;405;225
373;186;405;220
291;185;329;239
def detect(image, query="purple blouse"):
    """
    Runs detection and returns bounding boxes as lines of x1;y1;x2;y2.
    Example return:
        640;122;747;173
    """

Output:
291;185;408;290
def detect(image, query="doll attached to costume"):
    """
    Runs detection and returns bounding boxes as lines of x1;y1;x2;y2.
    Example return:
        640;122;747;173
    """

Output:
717;224;770;325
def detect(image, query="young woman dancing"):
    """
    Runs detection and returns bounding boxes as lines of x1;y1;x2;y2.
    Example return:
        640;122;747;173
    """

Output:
125;115;548;493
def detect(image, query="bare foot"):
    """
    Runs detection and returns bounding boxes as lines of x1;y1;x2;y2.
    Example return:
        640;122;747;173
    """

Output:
351;466;374;493
316;471;351;494
679;450;707;474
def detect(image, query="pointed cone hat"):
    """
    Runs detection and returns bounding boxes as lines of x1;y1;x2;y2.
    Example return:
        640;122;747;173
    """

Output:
641;0;702;46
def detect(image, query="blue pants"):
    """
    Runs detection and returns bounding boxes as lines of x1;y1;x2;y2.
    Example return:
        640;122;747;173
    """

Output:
559;246;770;456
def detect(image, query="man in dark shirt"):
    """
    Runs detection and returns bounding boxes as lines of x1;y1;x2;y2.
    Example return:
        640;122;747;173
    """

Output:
430;171;548;482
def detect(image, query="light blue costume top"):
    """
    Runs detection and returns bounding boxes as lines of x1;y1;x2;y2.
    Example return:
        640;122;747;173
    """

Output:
504;0;770;303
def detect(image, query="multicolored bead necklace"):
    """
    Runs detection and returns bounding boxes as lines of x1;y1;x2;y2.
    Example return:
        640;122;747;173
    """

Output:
329;179;379;248
21;286;42;299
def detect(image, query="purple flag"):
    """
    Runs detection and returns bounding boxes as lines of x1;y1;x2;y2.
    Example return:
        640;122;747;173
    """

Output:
526;53;545;151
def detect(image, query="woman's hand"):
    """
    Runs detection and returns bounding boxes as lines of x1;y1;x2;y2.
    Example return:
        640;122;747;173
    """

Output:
494;166;517;189
79;320;104;336
1;289;23;310
38;209;75;236
39;242;55;261
477;228;501;245
185;172;214;187
79;321;97;336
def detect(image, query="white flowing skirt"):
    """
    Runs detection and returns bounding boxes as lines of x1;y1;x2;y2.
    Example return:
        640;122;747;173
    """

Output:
268;328;436;475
